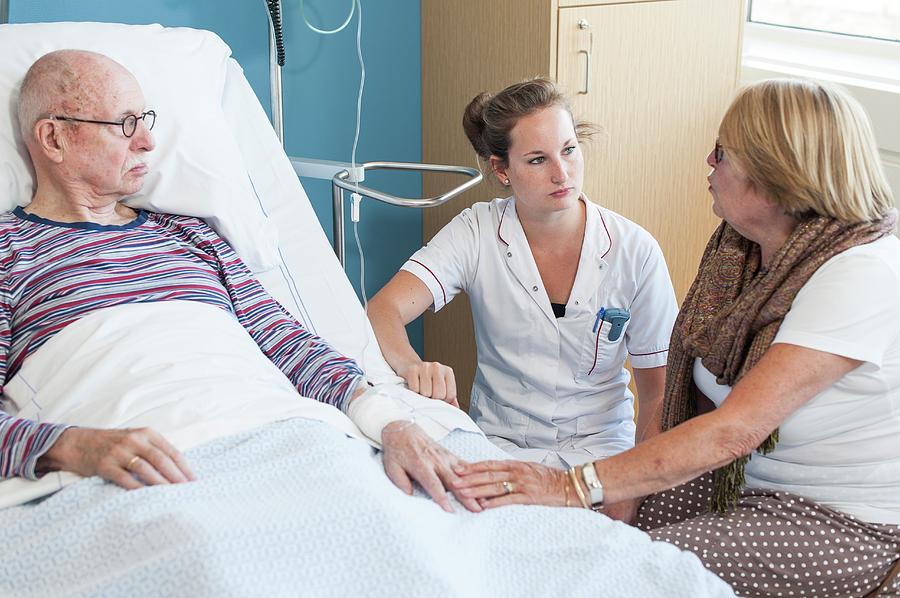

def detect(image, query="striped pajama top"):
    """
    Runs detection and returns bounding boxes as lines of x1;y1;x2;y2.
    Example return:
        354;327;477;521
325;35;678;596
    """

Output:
0;208;365;480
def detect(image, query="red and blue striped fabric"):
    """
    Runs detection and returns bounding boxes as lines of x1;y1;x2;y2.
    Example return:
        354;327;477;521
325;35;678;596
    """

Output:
0;208;364;480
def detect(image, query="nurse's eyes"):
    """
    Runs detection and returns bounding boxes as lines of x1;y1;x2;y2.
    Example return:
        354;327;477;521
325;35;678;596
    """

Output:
527;146;577;165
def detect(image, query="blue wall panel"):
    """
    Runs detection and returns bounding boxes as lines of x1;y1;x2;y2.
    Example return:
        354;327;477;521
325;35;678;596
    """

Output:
9;0;423;353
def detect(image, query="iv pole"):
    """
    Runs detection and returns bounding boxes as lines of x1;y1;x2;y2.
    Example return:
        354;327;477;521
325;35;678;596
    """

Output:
263;0;481;267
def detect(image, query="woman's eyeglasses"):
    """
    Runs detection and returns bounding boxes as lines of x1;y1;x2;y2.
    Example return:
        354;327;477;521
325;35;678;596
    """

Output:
713;139;724;164
50;110;157;138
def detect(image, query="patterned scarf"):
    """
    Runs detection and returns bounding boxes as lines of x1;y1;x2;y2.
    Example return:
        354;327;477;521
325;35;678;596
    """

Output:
661;209;898;513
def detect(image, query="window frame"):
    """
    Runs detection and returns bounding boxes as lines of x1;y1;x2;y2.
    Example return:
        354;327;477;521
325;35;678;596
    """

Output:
743;21;900;90
742;12;900;155
741;4;900;206
746;0;900;46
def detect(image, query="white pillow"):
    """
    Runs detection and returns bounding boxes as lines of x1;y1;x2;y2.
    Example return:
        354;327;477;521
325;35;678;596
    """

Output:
0;22;277;271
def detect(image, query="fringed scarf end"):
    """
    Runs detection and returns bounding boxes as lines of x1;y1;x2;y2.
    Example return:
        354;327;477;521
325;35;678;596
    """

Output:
710;429;779;515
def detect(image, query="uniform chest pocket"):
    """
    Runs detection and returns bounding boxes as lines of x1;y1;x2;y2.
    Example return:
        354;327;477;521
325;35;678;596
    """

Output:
575;308;630;382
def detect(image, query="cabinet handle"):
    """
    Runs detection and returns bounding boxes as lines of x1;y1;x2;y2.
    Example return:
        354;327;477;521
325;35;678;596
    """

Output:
577;49;591;95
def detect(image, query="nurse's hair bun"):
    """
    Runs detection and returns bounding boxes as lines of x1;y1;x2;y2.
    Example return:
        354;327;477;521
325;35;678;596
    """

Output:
462;92;493;159
460;77;594;165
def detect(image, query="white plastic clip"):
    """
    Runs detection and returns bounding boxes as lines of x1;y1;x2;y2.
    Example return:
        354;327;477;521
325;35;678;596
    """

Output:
347;166;365;183
351;192;362;223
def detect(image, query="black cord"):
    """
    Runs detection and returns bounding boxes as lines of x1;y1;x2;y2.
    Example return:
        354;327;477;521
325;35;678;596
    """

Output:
266;0;286;66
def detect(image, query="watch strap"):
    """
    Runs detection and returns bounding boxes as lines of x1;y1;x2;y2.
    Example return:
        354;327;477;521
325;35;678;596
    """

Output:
581;462;604;509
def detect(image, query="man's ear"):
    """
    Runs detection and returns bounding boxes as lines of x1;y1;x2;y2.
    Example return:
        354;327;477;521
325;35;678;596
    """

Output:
489;155;509;186
33;119;67;164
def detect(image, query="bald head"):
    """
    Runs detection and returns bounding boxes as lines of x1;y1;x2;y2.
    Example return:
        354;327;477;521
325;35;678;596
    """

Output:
17;50;135;144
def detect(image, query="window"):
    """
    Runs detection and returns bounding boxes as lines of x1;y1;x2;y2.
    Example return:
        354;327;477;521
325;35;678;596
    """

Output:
749;0;900;43
742;0;900;209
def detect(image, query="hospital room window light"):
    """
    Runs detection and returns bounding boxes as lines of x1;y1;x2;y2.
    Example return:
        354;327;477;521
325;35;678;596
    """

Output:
749;0;900;43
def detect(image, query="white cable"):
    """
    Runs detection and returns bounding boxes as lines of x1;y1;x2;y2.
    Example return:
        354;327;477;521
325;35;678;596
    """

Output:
351;0;367;313
350;0;365;192
353;216;367;309
299;0;356;35
302;0;371;359
350;0;372;370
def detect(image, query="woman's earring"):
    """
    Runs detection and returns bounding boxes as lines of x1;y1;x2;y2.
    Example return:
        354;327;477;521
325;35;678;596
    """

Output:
504;178;510;186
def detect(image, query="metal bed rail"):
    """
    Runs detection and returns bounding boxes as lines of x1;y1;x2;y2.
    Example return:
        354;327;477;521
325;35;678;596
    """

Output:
290;158;481;265
330;162;481;265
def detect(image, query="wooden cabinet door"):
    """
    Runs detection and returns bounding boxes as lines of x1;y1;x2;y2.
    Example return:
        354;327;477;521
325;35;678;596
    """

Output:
557;0;744;301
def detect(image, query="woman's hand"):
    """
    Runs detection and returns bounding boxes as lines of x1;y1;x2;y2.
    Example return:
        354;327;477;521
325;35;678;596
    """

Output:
380;420;480;513
452;459;570;509
37;426;196;490
398;361;459;408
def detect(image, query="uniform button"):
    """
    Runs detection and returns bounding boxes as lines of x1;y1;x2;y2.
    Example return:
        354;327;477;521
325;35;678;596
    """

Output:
599;264;604;270
575;300;580;305
532;285;539;292
507;251;512;258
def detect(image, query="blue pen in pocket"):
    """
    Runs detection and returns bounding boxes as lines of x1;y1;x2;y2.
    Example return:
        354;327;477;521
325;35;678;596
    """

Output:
592;307;606;333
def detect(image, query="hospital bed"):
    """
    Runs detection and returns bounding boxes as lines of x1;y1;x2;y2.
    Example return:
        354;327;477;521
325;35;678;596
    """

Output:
0;22;734;598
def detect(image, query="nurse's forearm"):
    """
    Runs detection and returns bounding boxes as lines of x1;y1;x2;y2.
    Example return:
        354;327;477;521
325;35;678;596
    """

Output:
367;299;424;373
632;365;666;443
635;398;662;444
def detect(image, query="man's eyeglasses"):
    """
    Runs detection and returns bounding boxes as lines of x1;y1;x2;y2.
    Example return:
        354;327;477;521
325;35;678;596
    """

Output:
50;110;157;138
713;138;724;164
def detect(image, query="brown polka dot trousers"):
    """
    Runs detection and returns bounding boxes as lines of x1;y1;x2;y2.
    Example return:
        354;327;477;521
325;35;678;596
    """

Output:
636;473;900;597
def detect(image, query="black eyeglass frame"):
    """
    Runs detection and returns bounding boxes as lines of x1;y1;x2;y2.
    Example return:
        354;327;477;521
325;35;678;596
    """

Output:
49;110;157;138
713;138;725;164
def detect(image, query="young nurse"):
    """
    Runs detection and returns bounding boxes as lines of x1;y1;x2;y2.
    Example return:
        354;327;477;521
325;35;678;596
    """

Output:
368;78;677;469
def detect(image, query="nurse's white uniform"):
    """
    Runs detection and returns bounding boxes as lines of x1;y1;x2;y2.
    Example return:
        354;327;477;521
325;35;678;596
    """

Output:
402;196;678;468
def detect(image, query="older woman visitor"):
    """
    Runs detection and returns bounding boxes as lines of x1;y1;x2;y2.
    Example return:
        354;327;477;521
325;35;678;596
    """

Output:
454;78;900;597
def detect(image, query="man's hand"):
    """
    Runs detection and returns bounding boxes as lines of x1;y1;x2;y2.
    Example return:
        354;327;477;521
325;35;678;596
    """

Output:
37;427;196;490
397;361;459;408
380;420;480;513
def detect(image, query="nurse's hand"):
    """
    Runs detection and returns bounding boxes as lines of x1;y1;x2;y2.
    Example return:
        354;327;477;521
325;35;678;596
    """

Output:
381;420;481;513
398;360;459;408
451;459;571;509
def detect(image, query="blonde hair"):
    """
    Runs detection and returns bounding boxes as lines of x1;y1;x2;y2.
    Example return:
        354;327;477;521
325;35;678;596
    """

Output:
718;78;894;224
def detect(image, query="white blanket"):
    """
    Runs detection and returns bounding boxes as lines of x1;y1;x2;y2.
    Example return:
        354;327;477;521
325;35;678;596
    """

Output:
0;301;736;597
0;300;477;508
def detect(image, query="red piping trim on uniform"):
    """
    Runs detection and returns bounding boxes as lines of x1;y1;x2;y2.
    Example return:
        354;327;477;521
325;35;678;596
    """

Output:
587;324;602;376
409;259;446;305
497;202;510;246
629;348;669;357
596;205;613;259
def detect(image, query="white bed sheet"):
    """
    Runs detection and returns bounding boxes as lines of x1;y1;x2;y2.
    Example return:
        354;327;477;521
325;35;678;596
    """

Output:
220;57;400;385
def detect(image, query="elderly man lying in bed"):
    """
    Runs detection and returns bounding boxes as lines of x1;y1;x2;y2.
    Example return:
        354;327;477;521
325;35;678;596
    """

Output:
0;49;479;513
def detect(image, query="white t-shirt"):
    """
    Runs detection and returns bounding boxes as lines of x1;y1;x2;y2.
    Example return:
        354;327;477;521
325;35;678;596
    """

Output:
693;235;900;524
402;196;678;467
